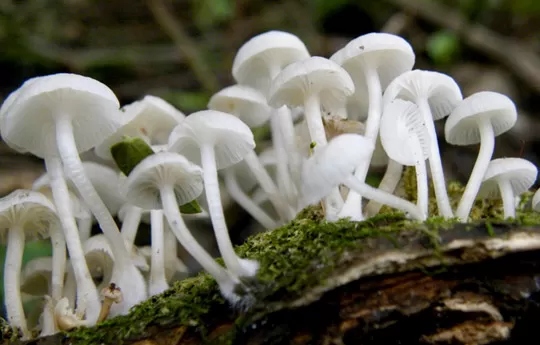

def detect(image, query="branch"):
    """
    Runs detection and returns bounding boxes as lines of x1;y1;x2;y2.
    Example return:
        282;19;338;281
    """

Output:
387;0;540;94
146;0;219;93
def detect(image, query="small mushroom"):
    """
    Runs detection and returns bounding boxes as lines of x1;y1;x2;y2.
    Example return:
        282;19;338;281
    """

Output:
97;283;123;323
300;134;424;220
478;158;537;219
384;70;463;217
445;91;517;221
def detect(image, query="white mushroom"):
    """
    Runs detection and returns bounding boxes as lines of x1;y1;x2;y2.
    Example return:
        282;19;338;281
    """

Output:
383;70;463;217
300;134;424;220
380;100;430;219
168;110;259;278
445;91;517;221
0;190;58;339
330;32;415;220
478;158;537;219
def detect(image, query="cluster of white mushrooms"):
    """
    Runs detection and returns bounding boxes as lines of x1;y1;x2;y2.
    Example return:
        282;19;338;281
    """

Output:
1;30;540;339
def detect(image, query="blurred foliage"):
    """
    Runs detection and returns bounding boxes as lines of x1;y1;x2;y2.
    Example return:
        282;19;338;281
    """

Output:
426;30;461;66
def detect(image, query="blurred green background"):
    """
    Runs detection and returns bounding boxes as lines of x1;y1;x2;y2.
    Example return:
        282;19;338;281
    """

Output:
1;0;540;319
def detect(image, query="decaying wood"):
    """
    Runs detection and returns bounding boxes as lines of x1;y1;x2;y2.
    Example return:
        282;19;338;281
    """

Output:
10;223;540;345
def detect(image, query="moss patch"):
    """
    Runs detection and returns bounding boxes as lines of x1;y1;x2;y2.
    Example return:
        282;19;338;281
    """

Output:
61;187;540;345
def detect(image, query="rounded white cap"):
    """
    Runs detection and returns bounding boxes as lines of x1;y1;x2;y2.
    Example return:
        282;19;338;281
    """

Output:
1;73;124;158
123;152;204;210
268;56;355;111
20;257;53;296
232;31;310;94
300;134;373;207
0;189;58;242
168;110;255;170
208;85;271;128
445;91;517;146
383;70;463;120
532;189;540;212
95;95;184;160
83;234;114;290
331;33;415;100
380;99;430;166
478;158;537;199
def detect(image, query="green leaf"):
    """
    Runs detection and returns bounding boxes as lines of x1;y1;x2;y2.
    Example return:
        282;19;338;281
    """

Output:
110;137;202;214
426;30;461;66
179;199;202;214
110;137;155;176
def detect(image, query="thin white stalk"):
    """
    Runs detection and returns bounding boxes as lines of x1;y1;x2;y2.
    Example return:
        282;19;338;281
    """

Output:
63;266;76;309
499;179;516;219
344;176;424;220
200;145;258;277
455;120;495;221
4;225;29;339
163;222;185;282
160;185;233;285
149;210;168;296
339;67;382;220
365;159;403;216
224;168;278;229
49;225;66;302
243;150;295;221
45;154;100;322
418;98;453;217
412;137;429;218
120;205;142;253
55;114;147;316
77;216;93;243
39;297;57;337
270;107;298;208
304;95;343;219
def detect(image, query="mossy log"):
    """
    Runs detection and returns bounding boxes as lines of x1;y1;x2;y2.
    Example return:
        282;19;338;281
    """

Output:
6;207;540;345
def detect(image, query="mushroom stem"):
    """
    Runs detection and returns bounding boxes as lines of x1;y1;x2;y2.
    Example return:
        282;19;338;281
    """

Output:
49;225;66;302
412;138;429;218
200;145;258;277
77;216;93;242
455;119;495;221
224;168;278;229
40;296;58;337
344;176;424;220
149;210;168;296
270;107;299;208
304;95;344;219
4;224;29;338
339;66;382;220
159;185;234;285
120;206;142;253
97;284;122;323
45;155;101;322
243;150;294;221
498;179;516;219
418;98;453;217
365;159;403;216
55;114;147;315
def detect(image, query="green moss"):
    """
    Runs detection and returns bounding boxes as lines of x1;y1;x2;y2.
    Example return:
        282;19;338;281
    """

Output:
63;180;540;345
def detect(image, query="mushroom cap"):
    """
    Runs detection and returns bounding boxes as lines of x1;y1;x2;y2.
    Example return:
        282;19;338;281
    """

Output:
0;190;58;242
445;91;517;146
232;31;310;94
380;99;430;166
208;85;271;128
268;57;355;111
330;33;415;96
101;284;123;303
1;73;124;158
83;234;115;289
478;158;538;199
383;70;463;120
168;110;255;170
95;95;184;160
300;134;373;207
20;256;53;296
74;162;125;215
123;152;204;210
